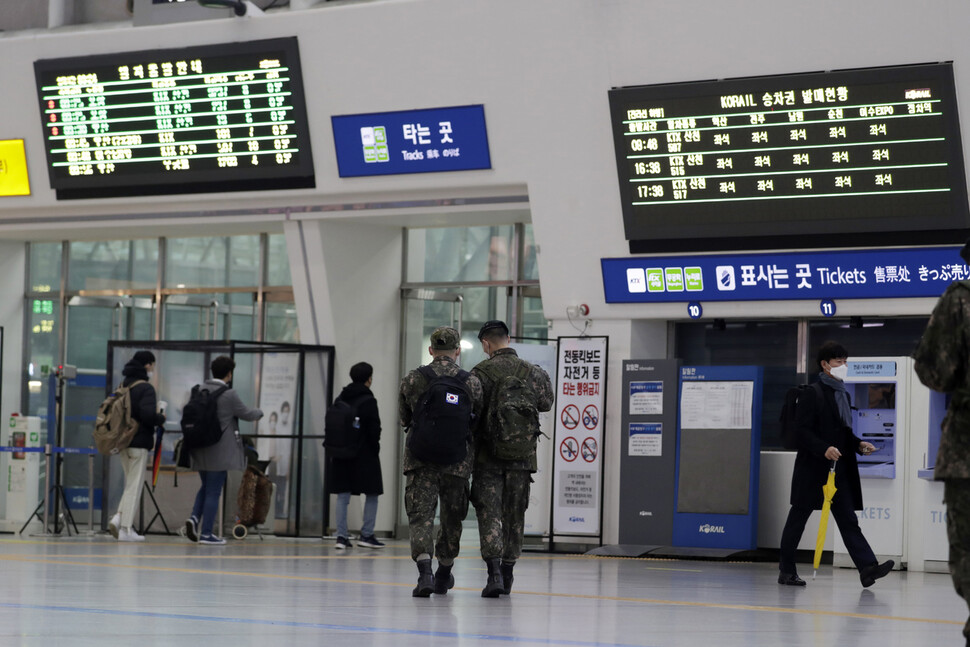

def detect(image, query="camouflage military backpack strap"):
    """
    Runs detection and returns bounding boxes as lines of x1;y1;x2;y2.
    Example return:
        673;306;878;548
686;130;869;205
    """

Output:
478;359;541;461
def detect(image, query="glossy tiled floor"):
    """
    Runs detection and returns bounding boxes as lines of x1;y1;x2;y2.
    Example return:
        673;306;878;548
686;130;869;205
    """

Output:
0;530;965;647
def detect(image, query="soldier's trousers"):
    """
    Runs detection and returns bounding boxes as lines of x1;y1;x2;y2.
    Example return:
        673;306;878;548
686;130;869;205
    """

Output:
470;468;530;562
945;479;970;641
404;468;470;564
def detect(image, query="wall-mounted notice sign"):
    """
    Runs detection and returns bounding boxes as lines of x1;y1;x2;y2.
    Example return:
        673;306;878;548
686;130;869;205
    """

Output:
331;104;491;177
603;245;964;303
552;336;608;538
0;140;31;196
629;381;663;415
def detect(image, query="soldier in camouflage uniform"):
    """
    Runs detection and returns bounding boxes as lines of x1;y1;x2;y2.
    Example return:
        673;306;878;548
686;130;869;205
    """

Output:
470;320;554;597
399;326;483;597
914;251;970;646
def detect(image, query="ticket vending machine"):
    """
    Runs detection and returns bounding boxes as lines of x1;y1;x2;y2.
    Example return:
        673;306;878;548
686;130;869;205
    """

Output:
832;358;907;569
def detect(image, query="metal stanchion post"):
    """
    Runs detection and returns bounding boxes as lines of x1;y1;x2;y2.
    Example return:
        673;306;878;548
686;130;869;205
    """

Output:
83;448;96;536
40;444;52;534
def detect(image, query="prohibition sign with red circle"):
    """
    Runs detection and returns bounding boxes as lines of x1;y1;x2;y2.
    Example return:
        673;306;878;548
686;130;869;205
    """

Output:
582;404;599;430
561;404;580;430
581;436;598;462
560;437;579;462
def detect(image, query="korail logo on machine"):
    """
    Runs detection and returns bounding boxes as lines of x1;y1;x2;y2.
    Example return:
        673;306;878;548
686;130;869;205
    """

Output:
699;523;726;534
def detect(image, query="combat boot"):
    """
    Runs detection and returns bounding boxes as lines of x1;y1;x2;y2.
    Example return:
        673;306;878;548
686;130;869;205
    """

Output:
481;558;504;598
500;561;514;595
433;563;455;595
412;559;434;597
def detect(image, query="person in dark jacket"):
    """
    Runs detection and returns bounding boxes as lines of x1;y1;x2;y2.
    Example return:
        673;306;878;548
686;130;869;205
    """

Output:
108;350;166;542
778;341;894;587
329;362;384;549
913;244;970;645
185;355;263;545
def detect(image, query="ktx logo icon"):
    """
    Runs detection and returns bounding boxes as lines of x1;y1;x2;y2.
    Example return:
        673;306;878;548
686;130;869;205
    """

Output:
626;268;646;293
715;265;736;291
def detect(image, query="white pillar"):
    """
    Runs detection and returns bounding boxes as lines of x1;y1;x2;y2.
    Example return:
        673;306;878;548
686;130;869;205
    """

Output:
47;0;75;28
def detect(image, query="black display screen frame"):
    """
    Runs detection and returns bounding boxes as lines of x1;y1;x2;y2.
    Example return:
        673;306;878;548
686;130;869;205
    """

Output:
609;63;970;253
34;37;315;200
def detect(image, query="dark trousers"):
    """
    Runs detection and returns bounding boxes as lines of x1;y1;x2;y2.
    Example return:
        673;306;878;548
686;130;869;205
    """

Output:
191;470;227;536
779;490;876;574
944;480;970;641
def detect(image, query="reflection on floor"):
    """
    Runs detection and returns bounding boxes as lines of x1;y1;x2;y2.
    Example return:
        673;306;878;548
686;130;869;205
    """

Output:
0;533;963;646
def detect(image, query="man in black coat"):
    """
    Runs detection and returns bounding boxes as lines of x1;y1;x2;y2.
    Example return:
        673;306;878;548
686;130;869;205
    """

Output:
329;362;384;549
778;341;894;587
108;350;166;542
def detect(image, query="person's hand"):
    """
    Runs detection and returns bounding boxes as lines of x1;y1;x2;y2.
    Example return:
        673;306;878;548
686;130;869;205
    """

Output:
859;441;876;456
824;446;842;461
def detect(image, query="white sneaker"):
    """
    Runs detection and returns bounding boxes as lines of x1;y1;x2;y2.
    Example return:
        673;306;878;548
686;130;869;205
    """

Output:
118;527;145;542
108;513;121;539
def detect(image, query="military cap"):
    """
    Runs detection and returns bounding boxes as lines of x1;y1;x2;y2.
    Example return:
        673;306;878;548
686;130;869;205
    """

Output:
477;320;510;340
430;326;460;350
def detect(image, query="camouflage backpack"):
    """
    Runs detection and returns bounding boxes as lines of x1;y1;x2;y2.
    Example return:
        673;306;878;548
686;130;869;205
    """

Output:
478;361;541;460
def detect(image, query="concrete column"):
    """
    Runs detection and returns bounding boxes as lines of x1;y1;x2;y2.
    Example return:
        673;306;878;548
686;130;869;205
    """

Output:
47;0;75;28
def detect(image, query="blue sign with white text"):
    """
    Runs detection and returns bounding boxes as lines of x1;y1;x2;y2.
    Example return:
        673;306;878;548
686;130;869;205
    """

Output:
331;105;491;177
602;246;965;303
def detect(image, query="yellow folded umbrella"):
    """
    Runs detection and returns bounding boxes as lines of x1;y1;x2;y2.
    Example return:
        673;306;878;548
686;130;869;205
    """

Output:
813;460;838;579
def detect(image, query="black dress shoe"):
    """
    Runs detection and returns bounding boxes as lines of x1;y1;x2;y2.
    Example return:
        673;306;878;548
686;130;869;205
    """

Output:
860;560;894;588
778;572;806;586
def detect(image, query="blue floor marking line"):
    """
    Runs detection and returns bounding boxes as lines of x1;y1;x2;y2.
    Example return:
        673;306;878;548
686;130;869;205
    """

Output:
0;602;653;647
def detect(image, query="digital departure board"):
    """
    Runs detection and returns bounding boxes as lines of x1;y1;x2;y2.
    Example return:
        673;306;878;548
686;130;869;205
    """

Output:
609;63;970;252
34;37;314;199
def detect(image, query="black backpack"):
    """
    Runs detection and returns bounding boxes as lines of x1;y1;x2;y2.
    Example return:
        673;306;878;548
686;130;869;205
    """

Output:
180;384;229;450
778;382;823;450
323;393;372;459
407;365;474;465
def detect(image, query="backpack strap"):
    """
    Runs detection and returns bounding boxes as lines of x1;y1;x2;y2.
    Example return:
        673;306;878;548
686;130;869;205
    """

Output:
417;365;437;384
209;385;230;399
418;364;470;384
335;390;374;410
478;358;531;385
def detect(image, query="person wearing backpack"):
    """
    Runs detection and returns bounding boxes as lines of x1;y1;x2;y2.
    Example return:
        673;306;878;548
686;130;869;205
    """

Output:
470;320;553;597
107;350;166;542
913;248;970;646
399;326;483;597
778;341;893;587
184;355;263;546
328;362;385;550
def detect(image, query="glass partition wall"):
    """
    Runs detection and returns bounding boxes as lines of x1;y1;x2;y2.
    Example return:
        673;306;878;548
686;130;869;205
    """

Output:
400;223;546;374
23;233;298;532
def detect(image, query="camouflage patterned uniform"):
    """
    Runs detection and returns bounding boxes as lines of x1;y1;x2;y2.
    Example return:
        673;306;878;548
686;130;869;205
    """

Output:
399;355;483;563
913;280;970;642
470;347;554;562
